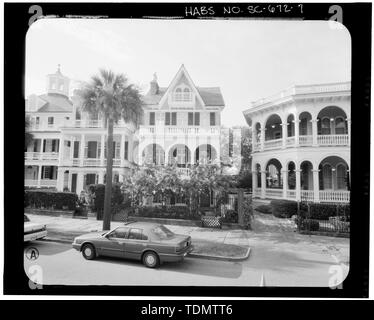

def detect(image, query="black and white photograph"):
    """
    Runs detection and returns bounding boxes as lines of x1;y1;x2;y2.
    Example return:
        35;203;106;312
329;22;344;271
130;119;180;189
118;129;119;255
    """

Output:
2;1;371;300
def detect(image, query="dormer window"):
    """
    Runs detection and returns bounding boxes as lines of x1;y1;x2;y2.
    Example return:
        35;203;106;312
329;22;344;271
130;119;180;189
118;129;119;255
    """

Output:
173;86;192;102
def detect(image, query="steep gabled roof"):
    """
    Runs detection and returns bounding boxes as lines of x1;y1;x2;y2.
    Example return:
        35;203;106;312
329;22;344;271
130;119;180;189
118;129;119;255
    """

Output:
196;87;225;106
36;93;73;113
143;65;225;107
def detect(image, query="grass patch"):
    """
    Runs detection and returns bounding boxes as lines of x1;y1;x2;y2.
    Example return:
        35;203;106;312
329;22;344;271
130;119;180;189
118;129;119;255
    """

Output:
192;239;248;258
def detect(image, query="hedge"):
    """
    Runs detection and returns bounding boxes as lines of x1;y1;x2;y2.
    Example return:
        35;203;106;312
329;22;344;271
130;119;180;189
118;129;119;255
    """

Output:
270;199;298;218
296;218;320;231
256;204;272;214
87;183;125;216
221;209;238;223
130;205;200;220
299;203;350;221
25;190;78;210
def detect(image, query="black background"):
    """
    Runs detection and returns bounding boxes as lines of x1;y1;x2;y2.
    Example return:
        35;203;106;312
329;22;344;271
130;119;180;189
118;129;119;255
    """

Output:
3;2;371;299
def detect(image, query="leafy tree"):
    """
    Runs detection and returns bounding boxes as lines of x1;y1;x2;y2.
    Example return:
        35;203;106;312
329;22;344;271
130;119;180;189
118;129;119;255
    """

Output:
79;69;143;230
25;116;34;149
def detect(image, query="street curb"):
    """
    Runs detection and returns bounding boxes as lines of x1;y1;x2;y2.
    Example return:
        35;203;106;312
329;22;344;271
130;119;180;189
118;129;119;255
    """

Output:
188;247;251;262
41;237;73;245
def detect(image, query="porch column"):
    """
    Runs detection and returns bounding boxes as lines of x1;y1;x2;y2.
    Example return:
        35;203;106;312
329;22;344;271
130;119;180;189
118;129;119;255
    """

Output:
37;165;42;188
261;170;266;199
260;128;266;151
76;172;84;194
312;169;320;202
98;171;104;184
80;134;86;166
40;138;45;153
281;123;287;148
311;118;318;146
100;134;105;166
252;127;257;151
120;134;125;167
252;170;258;191
347;118;351;146
295;169;301;201
70;137;74;160
282;169;288;199
56;168;65;191
58;135;64;166
294;119;300;147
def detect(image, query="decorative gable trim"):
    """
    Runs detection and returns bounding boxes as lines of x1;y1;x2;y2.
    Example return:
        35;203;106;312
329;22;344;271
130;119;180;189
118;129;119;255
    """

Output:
158;65;206;109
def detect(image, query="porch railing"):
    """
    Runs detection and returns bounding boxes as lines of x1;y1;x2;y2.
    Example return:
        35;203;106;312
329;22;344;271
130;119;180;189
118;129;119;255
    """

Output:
301;190;314;202
317;134;349;146
25;152;59;161
319;190;350;203
253;188;350;204
252;134;349;153
264;138;282;150
265;188;283;199
299;135;313;146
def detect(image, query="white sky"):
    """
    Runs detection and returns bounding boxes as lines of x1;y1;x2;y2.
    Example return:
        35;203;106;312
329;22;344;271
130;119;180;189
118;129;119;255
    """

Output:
25;19;351;127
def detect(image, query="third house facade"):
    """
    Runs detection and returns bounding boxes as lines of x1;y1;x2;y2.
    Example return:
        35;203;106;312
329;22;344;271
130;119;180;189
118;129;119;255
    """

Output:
243;82;351;204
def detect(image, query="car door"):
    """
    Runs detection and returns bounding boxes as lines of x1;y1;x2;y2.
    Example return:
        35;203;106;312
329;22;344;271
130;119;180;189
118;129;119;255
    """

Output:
101;227;129;258
124;228;149;260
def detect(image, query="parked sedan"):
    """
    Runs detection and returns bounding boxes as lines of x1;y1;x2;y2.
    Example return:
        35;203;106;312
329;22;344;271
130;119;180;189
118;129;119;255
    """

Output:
24;214;47;242
72;221;194;268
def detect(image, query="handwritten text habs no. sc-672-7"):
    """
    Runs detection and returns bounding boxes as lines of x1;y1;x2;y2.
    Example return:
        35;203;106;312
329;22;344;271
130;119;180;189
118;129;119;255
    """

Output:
185;4;304;17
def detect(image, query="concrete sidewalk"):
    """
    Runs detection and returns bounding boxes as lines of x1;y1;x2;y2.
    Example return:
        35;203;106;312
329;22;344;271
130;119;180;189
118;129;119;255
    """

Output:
26;214;251;260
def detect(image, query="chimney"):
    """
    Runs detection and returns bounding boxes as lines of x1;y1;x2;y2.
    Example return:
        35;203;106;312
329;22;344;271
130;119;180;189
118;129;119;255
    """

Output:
149;72;159;95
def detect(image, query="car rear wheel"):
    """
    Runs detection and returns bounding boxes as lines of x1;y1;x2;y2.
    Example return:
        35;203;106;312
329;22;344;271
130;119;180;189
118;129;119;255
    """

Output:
82;243;96;260
142;251;159;268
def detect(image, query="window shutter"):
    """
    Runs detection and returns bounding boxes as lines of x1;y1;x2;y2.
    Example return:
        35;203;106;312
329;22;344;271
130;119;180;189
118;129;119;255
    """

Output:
188;112;193;126
194;112;200;126
165;112;170;125
172;112;177;126
98;142;101;158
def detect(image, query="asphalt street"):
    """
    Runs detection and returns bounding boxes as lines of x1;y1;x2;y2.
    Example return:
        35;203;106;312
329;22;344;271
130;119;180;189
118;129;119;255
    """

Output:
24;240;348;287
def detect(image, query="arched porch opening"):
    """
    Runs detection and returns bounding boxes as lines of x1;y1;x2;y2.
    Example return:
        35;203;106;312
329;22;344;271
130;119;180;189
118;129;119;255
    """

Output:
266;158;282;188
142;143;165;165
318;156;349;190
195;144;217;164
287;114;295;137
300;161;313;190
265;114;282;140
317;106;348;135
287;161;296;190
299;112;312;136
168;144;191;167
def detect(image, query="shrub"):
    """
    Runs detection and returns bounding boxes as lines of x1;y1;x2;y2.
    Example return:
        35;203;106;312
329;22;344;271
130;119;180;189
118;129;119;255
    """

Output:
271;199;298;218
297;218;320;231
242;197;253;229
25;190;78;210
222;209;238;223
299;203;350;221
87;183;125;214
131;205;200;220
256;204;272;214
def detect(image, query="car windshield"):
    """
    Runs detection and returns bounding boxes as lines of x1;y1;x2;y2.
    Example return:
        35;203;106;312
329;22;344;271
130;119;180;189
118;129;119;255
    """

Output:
152;225;175;240
24;215;30;222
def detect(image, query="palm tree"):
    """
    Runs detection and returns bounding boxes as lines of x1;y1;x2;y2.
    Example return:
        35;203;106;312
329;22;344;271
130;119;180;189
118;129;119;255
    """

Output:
25;116;34;149
79;69;143;230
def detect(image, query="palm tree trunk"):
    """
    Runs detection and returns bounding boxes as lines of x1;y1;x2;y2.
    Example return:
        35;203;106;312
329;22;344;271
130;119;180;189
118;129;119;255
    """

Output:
103;117;114;230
